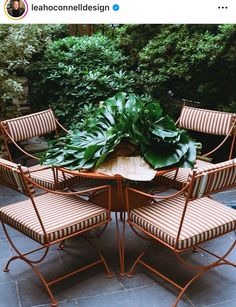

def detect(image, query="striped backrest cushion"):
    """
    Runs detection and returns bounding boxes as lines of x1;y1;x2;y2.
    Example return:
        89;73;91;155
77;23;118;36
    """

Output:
1;109;57;142
187;159;236;199
0;158;36;196
179;106;235;136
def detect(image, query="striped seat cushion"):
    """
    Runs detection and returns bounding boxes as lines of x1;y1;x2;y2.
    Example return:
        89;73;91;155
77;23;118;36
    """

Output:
29;165;81;190
156;160;213;190
0;193;108;244
130;195;236;250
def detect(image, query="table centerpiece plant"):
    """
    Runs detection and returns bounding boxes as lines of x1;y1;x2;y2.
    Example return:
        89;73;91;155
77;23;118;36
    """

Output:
40;92;196;171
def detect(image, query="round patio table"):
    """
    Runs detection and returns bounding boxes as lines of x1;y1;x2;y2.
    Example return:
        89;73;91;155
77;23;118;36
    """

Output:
58;167;177;275
59;168;175;211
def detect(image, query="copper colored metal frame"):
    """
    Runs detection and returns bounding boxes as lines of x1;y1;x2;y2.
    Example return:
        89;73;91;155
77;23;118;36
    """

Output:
1;166;113;307
58;167;175;276
177;104;236;160
0;109;71;188
124;167;236;306
0;108;66;162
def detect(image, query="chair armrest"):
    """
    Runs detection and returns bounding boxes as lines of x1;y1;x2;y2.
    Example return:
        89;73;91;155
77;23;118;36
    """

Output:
125;184;189;213
29;166;52;173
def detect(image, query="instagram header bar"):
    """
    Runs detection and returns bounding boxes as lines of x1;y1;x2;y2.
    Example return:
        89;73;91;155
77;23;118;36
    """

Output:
1;0;236;23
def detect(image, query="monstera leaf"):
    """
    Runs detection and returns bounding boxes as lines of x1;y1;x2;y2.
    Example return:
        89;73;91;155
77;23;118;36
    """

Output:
41;93;196;170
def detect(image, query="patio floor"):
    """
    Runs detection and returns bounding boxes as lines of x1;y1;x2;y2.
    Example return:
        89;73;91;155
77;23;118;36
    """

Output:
0;185;236;307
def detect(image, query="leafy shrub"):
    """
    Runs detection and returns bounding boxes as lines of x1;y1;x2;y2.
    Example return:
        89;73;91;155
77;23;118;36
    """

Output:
0;25;67;121
0;25;66;157
29;34;135;126
138;25;236;110
41;92;196;170
116;25;161;69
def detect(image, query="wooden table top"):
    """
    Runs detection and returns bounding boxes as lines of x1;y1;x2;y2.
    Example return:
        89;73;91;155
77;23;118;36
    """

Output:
58;166;177;180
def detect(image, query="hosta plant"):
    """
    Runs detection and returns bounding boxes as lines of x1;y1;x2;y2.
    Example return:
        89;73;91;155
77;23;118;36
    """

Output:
41;93;196;170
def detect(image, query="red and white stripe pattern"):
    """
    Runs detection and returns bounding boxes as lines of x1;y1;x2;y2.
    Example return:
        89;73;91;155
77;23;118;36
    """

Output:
0;158;36;196
156;160;213;190
0;193;108;244
179;106;235;135
2;109;57;142
188;158;236;199
130;195;236;250
29;165;81;190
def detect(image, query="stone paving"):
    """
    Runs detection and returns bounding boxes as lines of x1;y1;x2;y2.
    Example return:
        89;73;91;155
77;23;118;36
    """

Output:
0;185;235;307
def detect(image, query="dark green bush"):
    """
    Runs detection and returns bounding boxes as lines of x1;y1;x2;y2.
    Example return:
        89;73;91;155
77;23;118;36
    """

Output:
138;25;236;110
116;25;161;69
0;24;66;122
0;24;67;157
29;33;135;126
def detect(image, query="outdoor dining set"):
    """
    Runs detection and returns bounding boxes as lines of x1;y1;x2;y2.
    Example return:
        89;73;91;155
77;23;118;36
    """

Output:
0;104;235;307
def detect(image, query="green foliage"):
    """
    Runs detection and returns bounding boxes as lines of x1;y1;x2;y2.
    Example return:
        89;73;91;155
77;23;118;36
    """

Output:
41;92;196;170
138;25;236;109
0;24;67;122
29;34;135;126
116;25;161;69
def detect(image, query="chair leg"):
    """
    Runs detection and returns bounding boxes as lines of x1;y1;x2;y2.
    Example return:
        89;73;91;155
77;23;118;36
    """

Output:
175;240;236;272
115;211;126;276
127;243;156;277
57;240;66;250
127;222;236;306
174;261;236;307
2;222;113;306
4;256;58;307
82;236;112;278
2;223;58;306
23;258;59;307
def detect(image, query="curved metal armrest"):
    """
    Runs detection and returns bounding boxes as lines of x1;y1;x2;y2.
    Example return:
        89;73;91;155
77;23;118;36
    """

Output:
29;165;53;173
202;124;235;158
125;183;189;213
126;184;188;200
5;132;40;161
24;171;111;197
21;170;112;212
55;118;70;134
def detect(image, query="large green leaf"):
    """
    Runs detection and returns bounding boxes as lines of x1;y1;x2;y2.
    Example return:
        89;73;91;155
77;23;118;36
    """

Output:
41;92;196;170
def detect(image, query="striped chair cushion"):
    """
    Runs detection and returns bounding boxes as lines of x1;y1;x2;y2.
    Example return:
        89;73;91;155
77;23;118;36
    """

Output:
188;158;236;199
29;165;81;190
2;109;57;142
0;193;108;245
0;158;36;196
130;195;236;250
156;160;213;190
179;106;235;135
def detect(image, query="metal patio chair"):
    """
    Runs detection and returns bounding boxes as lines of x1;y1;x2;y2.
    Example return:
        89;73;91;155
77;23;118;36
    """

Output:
159;105;236;189
125;158;236;306
0;158;112;307
0;109;81;190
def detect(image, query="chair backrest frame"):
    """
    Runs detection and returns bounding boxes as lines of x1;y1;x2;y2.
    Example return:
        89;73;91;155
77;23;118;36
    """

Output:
186;158;236;201
175;158;236;250
178;105;236;159
0;109;67;162
0;158;36;196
